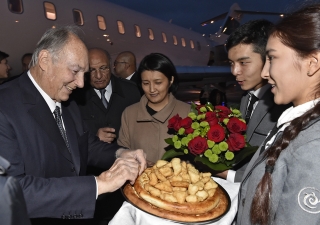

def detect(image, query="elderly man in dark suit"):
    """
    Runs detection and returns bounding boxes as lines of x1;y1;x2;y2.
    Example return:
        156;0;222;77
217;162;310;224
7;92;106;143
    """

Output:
73;48;141;223
0;26;146;224
74;48;140;144
216;20;290;182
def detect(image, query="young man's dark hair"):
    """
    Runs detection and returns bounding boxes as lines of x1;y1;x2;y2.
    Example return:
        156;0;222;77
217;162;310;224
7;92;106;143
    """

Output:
226;19;273;63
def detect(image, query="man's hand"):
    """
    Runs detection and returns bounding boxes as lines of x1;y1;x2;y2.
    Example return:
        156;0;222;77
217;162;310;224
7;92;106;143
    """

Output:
97;127;116;143
96;158;140;195
215;170;229;179
116;148;147;175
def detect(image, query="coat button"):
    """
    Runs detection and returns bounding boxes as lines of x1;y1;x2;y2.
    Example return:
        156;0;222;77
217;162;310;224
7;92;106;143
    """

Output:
71;167;75;172
242;198;245;206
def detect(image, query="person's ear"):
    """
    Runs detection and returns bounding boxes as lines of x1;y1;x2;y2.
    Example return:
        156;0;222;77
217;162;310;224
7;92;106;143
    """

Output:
38;50;50;72
307;52;320;76
170;77;174;85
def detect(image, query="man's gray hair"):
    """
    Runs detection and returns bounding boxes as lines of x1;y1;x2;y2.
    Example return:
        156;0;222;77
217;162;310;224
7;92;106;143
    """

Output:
30;25;84;67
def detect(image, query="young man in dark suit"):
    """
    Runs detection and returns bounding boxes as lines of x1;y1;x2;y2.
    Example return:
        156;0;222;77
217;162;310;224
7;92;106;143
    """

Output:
217;20;290;182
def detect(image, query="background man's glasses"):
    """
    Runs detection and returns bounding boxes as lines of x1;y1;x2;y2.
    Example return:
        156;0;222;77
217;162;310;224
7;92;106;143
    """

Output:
114;61;127;66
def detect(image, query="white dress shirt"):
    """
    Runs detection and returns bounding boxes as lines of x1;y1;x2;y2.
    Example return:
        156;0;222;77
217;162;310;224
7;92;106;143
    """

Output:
94;80;112;101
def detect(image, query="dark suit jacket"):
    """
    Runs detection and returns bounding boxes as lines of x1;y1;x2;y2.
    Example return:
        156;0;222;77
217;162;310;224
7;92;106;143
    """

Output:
129;72;138;84
0;156;31;225
0;73;120;219
234;87;291;182
128;72;143;96
74;75;140;138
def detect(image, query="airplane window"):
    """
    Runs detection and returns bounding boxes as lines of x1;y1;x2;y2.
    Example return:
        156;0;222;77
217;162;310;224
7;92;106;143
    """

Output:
190;40;195;49
173;35;178;46
117;21;125;34
148;29;154;40
97;15;106;30
44;2;56;20
162;33;167;43
181;38;186;47
8;0;23;13
73;9;84;26
197;41;201;51
135;25;141;37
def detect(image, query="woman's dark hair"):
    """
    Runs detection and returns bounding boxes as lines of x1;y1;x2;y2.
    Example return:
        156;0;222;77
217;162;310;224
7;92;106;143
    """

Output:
250;4;320;225
136;53;179;94
0;51;9;62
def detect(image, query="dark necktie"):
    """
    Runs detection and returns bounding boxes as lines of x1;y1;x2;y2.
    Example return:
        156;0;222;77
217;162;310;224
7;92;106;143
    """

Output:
245;94;259;124
53;106;70;152
99;89;108;109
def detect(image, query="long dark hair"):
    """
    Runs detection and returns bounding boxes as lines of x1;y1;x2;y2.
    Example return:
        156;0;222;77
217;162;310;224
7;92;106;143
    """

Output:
250;4;320;225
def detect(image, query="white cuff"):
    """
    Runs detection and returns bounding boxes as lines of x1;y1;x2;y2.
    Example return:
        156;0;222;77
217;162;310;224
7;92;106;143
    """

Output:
226;170;236;183
94;176;98;199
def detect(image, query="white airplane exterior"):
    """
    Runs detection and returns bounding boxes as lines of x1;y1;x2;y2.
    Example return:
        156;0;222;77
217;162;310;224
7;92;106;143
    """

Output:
0;0;222;77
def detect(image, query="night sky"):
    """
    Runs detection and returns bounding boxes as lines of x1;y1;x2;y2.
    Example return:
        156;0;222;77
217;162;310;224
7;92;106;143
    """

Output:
106;0;312;35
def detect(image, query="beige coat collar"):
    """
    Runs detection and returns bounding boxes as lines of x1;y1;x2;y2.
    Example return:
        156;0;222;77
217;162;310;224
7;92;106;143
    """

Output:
137;94;178;123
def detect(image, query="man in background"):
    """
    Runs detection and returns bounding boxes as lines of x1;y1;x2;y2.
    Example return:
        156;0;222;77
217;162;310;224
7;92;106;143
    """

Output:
74;48;140;144
114;51;137;81
21;53;32;72
0;51;11;84
73;48;141;224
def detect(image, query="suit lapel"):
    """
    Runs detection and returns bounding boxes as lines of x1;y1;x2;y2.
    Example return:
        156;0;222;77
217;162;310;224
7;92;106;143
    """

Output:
21;74;73;163
240;94;249;117
246;90;274;141
62;104;80;174
89;88;108;113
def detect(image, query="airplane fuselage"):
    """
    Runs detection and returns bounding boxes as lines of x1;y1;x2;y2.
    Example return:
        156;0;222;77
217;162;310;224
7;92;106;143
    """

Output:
0;0;211;76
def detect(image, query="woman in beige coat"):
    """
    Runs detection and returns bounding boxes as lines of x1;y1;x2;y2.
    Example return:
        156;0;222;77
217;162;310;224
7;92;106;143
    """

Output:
118;53;190;164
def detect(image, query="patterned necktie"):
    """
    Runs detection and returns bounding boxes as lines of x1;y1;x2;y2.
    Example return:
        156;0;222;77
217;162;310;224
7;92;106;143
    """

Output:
53;106;70;152
99;89;108;109
245;94;259;124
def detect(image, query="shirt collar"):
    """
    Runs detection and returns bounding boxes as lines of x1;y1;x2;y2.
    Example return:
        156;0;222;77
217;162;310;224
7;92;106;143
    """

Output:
27;71;60;114
277;99;320;128
126;72;135;80
250;84;270;99
94;80;112;98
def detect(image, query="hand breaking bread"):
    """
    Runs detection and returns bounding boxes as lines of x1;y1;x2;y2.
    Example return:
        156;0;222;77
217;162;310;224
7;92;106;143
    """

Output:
123;158;230;222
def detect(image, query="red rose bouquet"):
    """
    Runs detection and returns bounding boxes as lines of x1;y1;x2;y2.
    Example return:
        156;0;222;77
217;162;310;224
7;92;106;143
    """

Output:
163;103;258;171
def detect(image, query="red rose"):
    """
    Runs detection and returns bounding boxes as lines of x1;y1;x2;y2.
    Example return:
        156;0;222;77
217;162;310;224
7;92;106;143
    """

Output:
185;127;194;134
215;105;232;121
226;133;246;151
207;124;225;142
188;136;208;155
180;117;192;129
168;114;182;131
205;111;218;126
227;117;247;133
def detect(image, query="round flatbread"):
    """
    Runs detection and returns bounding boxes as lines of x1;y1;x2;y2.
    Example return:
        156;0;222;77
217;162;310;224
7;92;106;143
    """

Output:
122;158;230;223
